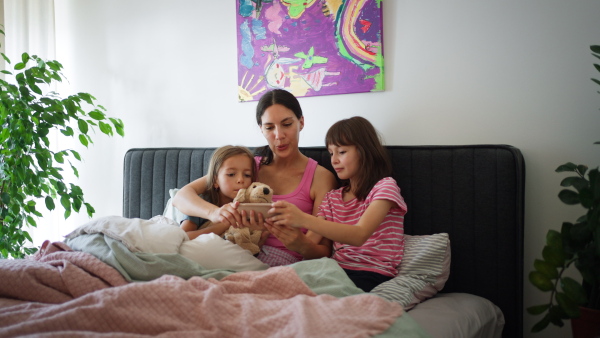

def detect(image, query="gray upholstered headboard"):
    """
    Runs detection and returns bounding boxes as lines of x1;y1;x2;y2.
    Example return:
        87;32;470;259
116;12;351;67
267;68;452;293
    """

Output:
123;144;525;337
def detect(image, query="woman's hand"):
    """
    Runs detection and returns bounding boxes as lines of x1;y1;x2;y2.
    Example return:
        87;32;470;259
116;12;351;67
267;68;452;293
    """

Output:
238;209;267;231
207;201;242;226
263;220;309;253
268;201;306;228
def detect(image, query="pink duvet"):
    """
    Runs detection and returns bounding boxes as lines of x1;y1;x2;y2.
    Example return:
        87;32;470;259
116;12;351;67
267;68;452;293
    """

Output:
0;241;403;337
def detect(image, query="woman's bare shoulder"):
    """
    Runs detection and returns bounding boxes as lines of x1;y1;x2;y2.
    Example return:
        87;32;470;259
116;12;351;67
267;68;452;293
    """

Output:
313;165;338;190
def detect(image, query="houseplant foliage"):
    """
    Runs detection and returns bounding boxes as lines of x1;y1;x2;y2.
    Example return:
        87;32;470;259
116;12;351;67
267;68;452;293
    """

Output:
527;45;600;332
0;29;124;258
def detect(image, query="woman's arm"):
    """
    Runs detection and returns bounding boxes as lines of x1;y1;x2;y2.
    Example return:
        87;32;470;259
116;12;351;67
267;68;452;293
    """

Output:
270;199;395;247
172;176;242;225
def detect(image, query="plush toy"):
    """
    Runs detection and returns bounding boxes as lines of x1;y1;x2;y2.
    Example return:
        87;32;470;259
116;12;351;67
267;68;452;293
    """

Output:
222;182;273;255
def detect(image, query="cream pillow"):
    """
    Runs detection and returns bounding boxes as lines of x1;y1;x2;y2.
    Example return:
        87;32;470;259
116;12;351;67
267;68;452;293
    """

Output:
163;188;188;224
179;233;269;272
65;215;188;254
371;233;451;310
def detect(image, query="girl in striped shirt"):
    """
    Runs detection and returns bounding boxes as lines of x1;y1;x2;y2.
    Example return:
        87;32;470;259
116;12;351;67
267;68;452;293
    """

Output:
268;116;407;292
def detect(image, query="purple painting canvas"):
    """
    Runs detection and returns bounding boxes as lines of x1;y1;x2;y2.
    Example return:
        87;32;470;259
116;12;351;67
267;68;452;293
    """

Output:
236;0;385;102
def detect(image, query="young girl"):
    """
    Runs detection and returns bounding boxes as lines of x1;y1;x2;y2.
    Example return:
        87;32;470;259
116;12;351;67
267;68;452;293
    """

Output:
268;116;407;292
178;145;256;240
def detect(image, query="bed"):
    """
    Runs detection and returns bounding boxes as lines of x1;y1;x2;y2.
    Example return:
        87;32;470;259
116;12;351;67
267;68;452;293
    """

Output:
0;144;524;338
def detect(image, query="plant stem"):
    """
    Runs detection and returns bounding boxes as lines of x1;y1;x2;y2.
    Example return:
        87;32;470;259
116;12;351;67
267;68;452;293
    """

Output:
548;259;576;308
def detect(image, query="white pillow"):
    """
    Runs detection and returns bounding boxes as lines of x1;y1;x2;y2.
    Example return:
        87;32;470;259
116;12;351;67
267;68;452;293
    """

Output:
65;215;188;254
179;233;269;272
371;233;451;310
163;188;187;224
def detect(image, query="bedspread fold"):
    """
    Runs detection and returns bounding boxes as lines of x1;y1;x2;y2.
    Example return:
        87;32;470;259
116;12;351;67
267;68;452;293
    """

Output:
0;265;404;337
0;240;128;304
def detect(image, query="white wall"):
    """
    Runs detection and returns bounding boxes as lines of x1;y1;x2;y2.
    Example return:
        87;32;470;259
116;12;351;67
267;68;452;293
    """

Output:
22;1;600;337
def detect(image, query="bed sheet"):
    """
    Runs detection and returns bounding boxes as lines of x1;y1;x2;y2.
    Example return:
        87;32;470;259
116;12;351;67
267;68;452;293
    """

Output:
408;293;505;338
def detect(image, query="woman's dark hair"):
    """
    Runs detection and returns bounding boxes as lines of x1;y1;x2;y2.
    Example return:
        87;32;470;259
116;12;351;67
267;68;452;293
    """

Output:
255;89;303;165
325;116;392;200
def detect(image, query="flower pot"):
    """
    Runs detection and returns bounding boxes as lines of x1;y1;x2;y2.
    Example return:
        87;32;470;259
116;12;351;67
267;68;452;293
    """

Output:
571;306;600;338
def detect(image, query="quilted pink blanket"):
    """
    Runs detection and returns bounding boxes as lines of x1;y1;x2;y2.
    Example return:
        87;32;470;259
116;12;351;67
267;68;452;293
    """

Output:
0;242;403;337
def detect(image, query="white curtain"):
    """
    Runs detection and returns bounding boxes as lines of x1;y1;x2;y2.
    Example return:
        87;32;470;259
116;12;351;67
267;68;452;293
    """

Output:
4;0;55;62
4;0;60;247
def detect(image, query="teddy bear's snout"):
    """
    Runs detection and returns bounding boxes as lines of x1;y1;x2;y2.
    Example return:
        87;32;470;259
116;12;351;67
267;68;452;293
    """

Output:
263;187;271;195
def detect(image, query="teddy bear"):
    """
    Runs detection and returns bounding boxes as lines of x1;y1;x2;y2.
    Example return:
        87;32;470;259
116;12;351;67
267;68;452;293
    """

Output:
222;182;273;255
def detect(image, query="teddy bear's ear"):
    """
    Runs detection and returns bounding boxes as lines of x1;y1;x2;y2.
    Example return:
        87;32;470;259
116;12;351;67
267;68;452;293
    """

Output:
235;188;246;202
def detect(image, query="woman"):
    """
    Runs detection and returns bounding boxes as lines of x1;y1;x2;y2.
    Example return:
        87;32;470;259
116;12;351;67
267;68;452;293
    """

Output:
173;89;337;266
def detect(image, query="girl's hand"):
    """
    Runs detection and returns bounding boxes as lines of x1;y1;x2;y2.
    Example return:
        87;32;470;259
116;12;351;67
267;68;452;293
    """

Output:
268;201;306;228
238;209;267;231
208;201;242;226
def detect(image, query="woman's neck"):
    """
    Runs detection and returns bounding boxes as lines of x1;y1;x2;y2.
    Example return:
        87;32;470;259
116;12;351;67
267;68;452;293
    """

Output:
271;150;306;169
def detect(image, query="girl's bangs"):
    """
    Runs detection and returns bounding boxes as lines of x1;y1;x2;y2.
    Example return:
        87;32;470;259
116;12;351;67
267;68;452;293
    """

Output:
326;123;353;147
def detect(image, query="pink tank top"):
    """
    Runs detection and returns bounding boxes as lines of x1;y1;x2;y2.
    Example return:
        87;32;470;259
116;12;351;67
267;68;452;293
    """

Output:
255;157;317;259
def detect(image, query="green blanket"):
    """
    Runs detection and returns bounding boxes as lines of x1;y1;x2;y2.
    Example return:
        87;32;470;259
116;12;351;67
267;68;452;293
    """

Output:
66;233;429;337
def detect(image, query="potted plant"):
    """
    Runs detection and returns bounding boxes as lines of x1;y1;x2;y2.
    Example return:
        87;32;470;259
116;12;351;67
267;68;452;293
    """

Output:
527;45;600;336
0;28;124;258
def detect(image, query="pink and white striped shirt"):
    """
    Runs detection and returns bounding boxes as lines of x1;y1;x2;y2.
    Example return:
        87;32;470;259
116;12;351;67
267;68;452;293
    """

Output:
317;177;407;277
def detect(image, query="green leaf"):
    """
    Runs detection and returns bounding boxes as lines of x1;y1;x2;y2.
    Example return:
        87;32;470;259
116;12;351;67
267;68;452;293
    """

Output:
60;195;71;210
14;62;25;70
591;45;600;54
558;189;580;205
542;245;565;267
570;222;592;246
1;52;11;64
546;230;562;249
72;197;82;212
560;177;588;192
555;292;580;318
1;192;10;205
60;127;74;137
561;277;587;305
531;313;551;333
556;162;577;172
577;165;588;176
26;216;36;227
534;259;559;279
21;52;30;64
527;304;550;315
70;150;81;161
548;306;566;326
77;119;89;134
579;188;594;209
45;196;55;210
98;121;113;135
88;110;105;120
54;152;64;164
529;271;554;291
78;134;89;147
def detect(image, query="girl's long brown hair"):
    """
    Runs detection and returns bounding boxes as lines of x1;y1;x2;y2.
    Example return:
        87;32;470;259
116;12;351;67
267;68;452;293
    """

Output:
325;116;391;200
203;145;255;206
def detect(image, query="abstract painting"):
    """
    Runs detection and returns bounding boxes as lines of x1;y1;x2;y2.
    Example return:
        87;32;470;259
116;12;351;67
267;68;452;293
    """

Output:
236;0;385;102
